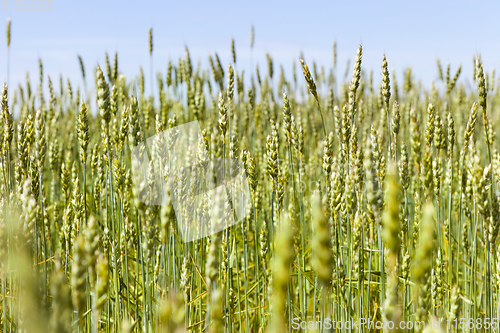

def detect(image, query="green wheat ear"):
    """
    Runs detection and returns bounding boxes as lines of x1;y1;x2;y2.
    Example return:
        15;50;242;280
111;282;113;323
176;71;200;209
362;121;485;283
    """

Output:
270;212;293;333
299;57;326;136
231;38;236;64
77;101;89;162
311;192;332;286
6;18;11;48
382;164;401;257
78;55;85;81
250;25;254;49
149;27;153;56
413;202;435;284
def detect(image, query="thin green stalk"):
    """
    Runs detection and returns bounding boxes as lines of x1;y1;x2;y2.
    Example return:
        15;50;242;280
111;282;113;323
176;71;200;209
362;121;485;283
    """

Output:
106;141;120;332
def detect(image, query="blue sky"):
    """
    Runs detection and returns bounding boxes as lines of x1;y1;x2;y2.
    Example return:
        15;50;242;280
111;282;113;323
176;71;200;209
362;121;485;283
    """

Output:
0;0;499;99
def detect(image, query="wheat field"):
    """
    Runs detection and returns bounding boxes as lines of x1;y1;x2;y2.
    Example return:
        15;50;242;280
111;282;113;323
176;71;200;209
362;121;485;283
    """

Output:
0;21;499;333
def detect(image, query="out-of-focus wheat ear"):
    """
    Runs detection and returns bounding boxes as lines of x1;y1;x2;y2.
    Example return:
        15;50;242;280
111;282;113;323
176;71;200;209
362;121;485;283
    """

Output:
77;55;86;82
445;63;450;87
266;53;273;80
333;40;337;69
383;164;401;259
105;52;112;83
231;38;236;64
166;60;173;88
149;27;153;56
6;18;10;48
214;53;224;85
413;202;435;285
158;292;185;332
437;58;443;81
149;28;154;100
447;66;462;95
255;63;261;87
48;138;60;177
413;206;435;327
311;192;332;286
85;215;99;282
403;67;412;94
95;252;109;311
270;213;293;333
139;66;145;96
38;58;44;100
49;256;72;333
20;177;36;243
184;46;192;79
207;287;223;333
448;284;460;322
206;189;226;286
352;209;364;282
250;25;254;49
58;74;63;98
70;76;79;103
391;69;400;102
72;235;87;327
206;232;220;289
5;18;11;91
364;134;381;239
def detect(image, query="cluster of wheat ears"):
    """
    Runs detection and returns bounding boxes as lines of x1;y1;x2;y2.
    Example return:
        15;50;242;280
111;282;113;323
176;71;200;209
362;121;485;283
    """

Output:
0;20;499;333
